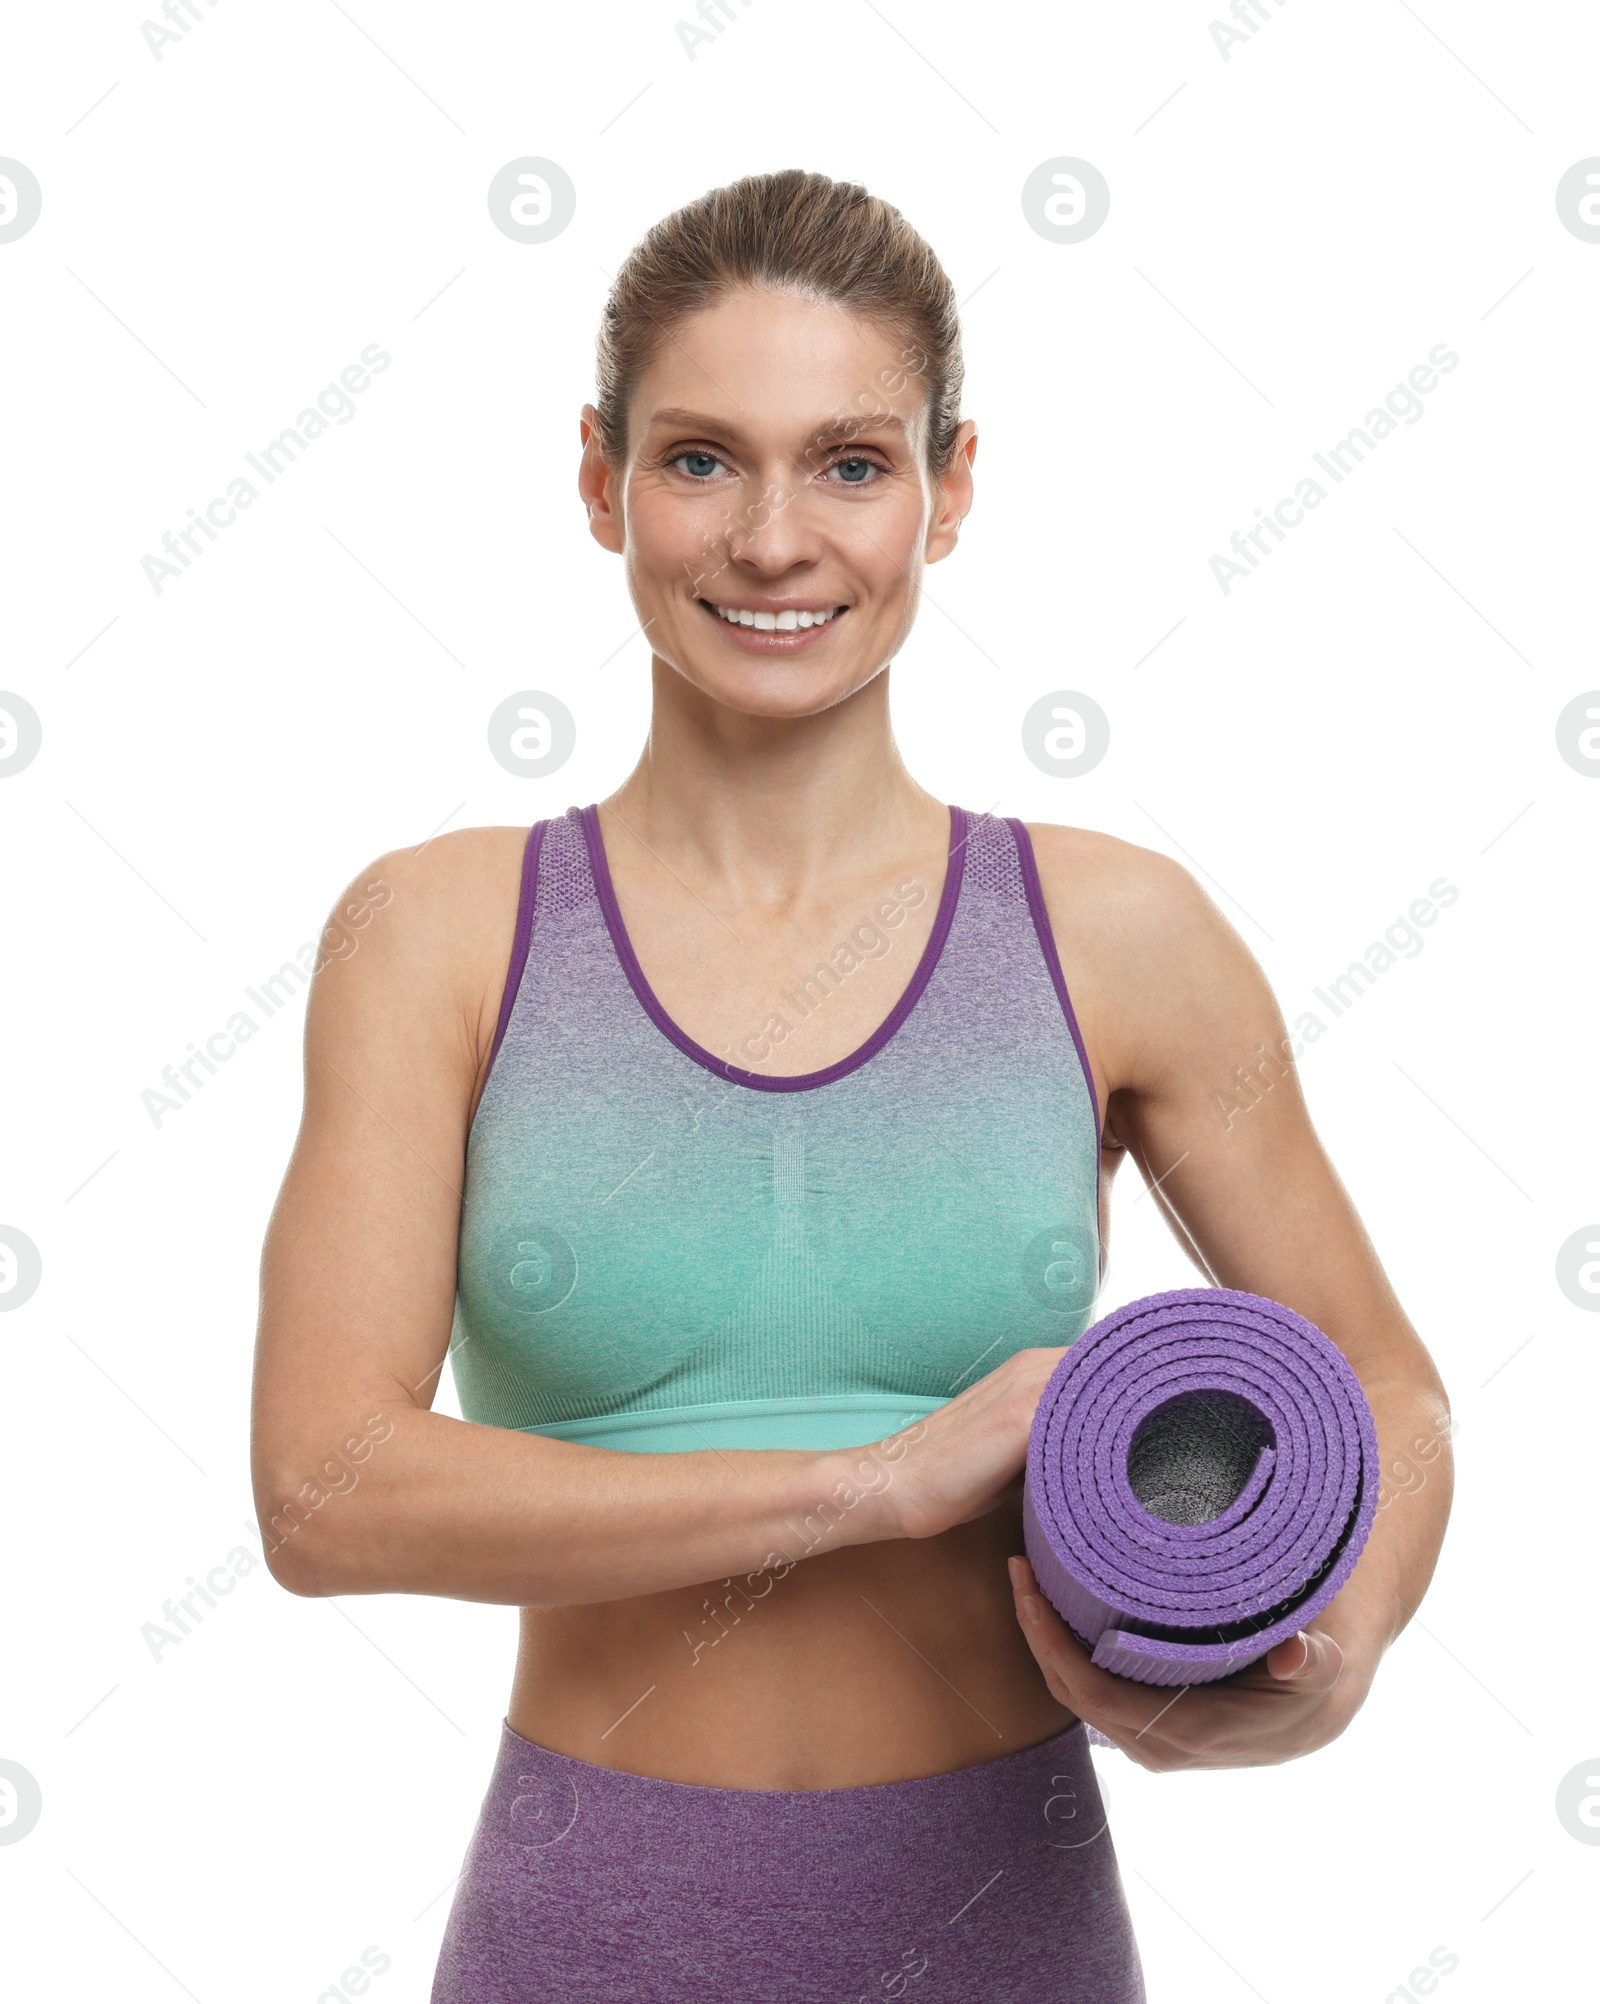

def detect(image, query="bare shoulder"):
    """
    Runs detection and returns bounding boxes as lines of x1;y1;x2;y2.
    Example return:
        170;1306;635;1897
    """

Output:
1022;820;1278;1092
1023;821;1220;958
308;822;532;1075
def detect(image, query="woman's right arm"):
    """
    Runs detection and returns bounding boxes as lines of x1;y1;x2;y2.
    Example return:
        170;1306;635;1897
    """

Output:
249;832;1050;1608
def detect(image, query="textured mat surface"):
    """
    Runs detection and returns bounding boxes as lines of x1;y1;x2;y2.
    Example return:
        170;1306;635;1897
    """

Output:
1022;1288;1380;1687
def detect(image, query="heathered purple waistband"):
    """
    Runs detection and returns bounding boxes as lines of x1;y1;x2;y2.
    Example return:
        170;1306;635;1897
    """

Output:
430;1718;1145;2003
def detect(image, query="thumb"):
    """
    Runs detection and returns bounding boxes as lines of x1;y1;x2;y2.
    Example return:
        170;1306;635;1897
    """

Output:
1265;1626;1345;1689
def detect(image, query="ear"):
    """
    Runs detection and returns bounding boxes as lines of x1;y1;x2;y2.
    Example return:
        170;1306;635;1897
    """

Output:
578;403;624;556
924;419;978;565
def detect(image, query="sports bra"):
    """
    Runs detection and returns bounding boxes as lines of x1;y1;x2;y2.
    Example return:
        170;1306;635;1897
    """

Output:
448;803;1102;1453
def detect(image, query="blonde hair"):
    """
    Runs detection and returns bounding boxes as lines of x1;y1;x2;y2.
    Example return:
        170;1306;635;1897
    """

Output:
595;168;964;473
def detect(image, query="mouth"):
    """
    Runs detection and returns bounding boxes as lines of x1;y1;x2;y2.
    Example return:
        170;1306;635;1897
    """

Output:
696;597;849;650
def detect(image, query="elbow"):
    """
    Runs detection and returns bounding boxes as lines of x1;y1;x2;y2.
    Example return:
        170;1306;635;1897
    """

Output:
257;1502;336;1597
261;1528;333;1598
253;1477;363;1598
251;1409;408;1596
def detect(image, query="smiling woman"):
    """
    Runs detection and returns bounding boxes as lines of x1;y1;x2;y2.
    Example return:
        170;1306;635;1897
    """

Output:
250;168;1450;2004
579;185;969;720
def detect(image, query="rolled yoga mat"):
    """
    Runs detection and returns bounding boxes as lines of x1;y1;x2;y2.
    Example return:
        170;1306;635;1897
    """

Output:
1022;1287;1380;1688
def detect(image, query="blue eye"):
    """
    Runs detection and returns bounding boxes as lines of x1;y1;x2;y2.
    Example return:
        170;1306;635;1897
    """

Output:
830;457;877;484
674;451;722;478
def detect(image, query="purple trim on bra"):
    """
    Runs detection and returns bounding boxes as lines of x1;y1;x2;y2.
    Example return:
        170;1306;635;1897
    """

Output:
1007;817;1106;1275
485;819;548;1074
579;802;969;1094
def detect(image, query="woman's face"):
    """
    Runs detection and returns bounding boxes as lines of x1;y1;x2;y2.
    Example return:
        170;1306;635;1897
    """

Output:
579;288;976;719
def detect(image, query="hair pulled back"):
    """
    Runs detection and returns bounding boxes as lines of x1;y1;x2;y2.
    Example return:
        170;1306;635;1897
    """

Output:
594;169;964;474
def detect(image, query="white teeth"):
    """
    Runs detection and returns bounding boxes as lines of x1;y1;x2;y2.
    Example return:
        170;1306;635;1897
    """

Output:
709;602;839;630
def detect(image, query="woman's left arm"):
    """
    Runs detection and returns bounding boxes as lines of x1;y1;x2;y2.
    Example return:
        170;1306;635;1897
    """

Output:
1010;827;1455;1769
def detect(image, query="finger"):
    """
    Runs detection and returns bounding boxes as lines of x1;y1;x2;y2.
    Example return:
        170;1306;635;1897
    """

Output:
1261;1626;1345;1695
1007;1560;1341;1767
1006;1557;1154;1742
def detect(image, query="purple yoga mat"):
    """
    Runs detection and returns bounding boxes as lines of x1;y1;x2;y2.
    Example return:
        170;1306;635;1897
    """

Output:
1022;1287;1380;1687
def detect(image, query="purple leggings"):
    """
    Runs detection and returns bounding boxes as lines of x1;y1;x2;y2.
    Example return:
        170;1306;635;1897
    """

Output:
431;1718;1146;2002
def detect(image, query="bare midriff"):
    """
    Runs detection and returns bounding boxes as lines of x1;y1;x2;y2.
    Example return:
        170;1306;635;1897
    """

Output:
506;1497;1079;1789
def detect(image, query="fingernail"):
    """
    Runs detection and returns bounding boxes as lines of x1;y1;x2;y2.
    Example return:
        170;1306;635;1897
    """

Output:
1007;1557;1024;1590
1023;1594;1044;1627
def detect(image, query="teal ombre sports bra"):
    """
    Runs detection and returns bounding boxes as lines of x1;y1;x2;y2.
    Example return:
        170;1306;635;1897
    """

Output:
448;804;1102;1453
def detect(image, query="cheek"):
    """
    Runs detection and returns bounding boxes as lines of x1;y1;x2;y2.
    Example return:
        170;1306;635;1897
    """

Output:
841;494;927;597
623;505;711;599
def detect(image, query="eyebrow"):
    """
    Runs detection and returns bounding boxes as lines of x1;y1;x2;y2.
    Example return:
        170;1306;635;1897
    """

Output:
642;406;910;449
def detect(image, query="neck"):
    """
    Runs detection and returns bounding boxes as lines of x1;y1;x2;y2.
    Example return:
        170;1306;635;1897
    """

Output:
601;655;948;901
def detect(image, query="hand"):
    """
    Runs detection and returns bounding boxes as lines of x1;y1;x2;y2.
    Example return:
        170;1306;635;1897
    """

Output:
1007;1553;1378;1770
873;1349;1068;1544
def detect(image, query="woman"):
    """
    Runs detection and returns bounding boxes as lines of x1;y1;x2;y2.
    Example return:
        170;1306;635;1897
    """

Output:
251;170;1452;2002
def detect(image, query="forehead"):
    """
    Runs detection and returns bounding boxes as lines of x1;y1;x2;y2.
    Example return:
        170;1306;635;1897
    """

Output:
630;288;925;444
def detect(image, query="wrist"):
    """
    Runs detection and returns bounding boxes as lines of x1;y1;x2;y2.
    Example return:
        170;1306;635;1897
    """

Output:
767;1440;912;1561
835;1434;916;1542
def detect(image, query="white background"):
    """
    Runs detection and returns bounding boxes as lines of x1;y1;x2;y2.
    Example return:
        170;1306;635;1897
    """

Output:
2;1;1596;1998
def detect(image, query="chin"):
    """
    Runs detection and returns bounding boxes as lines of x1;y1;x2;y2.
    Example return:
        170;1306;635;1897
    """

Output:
678;658;876;721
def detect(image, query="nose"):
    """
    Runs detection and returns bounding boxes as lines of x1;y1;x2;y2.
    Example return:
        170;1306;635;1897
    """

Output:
715;476;828;578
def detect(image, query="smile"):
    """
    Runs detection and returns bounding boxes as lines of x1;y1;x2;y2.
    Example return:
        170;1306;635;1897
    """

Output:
702;600;845;631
